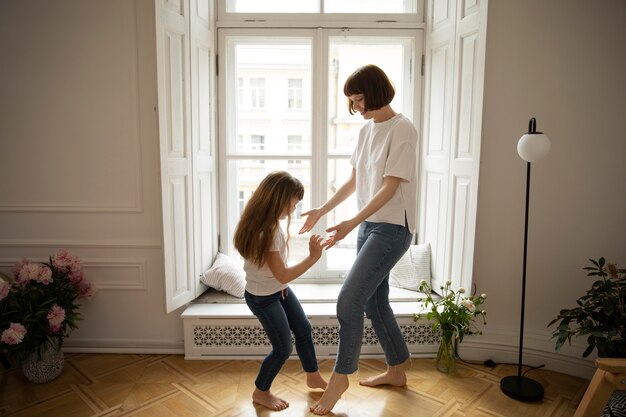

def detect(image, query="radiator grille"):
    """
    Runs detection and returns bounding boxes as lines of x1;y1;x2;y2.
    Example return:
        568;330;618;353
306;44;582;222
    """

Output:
192;322;439;348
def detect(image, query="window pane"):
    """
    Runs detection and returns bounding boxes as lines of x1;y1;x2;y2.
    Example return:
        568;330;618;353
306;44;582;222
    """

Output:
230;40;312;155
226;0;417;14
227;0;319;13
324;0;416;14
328;37;410;154
226;159;312;266
325;158;358;271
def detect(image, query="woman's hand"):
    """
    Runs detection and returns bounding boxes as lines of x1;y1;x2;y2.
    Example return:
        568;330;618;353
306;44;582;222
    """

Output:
308;234;326;260
299;208;322;234
324;219;358;249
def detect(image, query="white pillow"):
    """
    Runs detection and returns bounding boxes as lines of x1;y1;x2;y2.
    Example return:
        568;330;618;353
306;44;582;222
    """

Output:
389;243;431;291
200;253;245;298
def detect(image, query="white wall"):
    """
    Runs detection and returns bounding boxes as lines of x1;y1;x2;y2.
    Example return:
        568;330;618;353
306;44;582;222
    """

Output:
0;0;186;352
1;0;624;377
465;0;626;378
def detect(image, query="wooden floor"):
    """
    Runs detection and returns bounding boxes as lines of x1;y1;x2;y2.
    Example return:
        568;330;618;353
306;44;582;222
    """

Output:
0;354;589;417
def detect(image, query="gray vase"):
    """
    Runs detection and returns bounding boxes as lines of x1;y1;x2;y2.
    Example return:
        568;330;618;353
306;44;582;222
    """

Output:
21;347;65;383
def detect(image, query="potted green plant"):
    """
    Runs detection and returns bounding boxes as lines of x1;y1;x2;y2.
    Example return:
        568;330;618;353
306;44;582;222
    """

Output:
548;258;626;358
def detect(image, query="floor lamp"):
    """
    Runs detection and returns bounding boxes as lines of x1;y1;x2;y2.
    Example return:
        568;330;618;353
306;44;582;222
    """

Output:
500;117;551;402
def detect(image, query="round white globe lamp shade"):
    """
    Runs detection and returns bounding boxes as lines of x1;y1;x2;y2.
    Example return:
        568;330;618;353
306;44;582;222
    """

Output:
517;133;550;162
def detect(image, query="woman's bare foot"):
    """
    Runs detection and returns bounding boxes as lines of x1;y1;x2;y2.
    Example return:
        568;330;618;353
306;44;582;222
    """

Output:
359;363;407;387
310;372;349;415
252;388;289;411
307;371;328;390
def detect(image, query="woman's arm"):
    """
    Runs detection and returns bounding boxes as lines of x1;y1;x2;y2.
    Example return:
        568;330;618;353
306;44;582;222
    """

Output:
299;168;356;234
266;234;326;284
325;175;402;248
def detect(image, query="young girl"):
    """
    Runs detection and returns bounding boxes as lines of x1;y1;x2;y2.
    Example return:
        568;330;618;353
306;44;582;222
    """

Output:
299;65;418;415
233;171;328;411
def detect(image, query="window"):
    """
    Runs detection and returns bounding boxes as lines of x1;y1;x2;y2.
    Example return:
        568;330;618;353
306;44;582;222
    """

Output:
156;0;487;311
218;27;422;279
287;135;302;151
221;0;418;15
288;79;303;109
250;78;265;109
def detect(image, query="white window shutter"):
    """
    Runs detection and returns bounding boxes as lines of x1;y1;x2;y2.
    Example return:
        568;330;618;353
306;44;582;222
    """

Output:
419;0;487;294
156;0;217;313
189;0;218;299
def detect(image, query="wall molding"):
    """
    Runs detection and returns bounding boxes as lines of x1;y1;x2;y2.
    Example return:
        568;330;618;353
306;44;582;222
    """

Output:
0;1;144;215
0;239;162;249
1;257;149;291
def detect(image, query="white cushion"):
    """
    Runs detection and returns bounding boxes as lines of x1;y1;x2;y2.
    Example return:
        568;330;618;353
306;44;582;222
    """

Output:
200;253;245;298
389;243;431;291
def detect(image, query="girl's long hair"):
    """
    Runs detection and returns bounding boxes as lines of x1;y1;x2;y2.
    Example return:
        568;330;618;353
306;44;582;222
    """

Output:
233;171;304;267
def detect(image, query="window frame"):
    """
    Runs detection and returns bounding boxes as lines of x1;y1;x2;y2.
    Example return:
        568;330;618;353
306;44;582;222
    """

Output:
217;0;425;24
156;0;488;311
216;25;423;280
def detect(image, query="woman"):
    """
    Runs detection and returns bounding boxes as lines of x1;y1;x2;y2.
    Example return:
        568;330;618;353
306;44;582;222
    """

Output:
299;65;418;415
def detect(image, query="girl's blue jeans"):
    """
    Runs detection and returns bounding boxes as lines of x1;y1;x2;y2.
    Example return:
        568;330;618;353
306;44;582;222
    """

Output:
245;288;318;391
334;220;412;374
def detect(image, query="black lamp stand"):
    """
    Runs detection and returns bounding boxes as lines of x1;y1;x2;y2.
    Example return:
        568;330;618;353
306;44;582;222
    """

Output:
500;150;545;402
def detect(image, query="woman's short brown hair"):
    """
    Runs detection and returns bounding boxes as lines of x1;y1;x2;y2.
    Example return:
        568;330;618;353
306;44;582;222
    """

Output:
343;64;395;115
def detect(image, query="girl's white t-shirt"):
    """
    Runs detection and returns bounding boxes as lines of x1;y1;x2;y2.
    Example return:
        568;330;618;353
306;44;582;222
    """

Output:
243;227;289;296
350;113;418;233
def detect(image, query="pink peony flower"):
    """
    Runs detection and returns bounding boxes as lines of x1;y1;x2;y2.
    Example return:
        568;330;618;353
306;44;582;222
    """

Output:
78;281;96;299
37;266;53;285
1;323;27;345
0;280;9;301
15;262;53;286
51;249;82;276
11;259;29;277
47;304;66;327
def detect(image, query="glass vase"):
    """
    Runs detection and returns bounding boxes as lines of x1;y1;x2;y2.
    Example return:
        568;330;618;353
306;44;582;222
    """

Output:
435;329;456;374
21;344;65;383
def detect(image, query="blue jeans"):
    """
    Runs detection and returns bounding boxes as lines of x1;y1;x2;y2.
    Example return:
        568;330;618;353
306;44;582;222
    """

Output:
334;221;412;374
245;288;318;391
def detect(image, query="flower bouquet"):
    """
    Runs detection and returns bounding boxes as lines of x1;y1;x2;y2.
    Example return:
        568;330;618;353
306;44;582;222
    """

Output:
0;249;94;369
414;280;487;373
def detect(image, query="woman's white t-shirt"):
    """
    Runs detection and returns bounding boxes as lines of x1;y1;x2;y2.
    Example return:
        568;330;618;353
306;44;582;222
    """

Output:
243;227;289;296
350;113;418;233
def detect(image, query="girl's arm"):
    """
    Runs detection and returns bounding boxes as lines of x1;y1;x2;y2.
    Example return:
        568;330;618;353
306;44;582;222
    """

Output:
266;234;326;284
299;168;357;234
325;175;402;248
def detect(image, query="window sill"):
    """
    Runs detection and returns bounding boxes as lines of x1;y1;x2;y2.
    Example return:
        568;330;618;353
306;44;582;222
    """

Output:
185;283;429;319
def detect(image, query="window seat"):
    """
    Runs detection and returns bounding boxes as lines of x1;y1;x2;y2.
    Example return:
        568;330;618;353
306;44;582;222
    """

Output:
185;283;428;318
181;283;438;359
191;282;425;305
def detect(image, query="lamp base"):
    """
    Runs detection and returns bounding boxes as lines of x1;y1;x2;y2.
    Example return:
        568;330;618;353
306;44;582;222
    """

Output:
500;375;544;402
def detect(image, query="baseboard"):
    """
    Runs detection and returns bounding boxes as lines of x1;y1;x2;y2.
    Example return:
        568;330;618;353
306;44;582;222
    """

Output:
62;327;597;380
457;326;596;379
62;338;184;355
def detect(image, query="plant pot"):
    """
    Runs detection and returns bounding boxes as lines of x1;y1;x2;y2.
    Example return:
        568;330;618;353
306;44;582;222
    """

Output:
436;329;456;374
21;346;64;383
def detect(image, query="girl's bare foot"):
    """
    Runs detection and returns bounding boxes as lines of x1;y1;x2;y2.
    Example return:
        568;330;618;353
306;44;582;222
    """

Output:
252;388;289;411
307;371;328;390
359;364;407;387
310;372;349;415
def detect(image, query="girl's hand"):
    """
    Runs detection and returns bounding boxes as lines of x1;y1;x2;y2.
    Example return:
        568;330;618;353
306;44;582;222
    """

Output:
308;234;326;260
299;208;322;234
324;220;357;249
